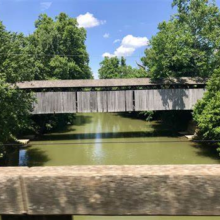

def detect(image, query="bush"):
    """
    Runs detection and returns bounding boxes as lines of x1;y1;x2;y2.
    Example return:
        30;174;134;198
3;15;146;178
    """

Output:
193;69;220;141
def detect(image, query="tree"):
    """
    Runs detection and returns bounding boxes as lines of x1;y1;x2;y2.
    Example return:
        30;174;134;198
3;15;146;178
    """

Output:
0;22;34;83
28;13;92;80
142;0;220;79
0;80;33;143
99;57;121;79
26;13;93;134
99;57;147;79
0;21;34;144
193;69;220;141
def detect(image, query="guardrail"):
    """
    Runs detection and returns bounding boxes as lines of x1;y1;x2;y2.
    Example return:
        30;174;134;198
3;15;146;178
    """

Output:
1;165;220;218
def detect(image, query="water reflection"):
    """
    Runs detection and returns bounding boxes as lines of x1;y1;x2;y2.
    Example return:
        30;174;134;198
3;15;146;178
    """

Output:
20;113;220;166
19;147;50;167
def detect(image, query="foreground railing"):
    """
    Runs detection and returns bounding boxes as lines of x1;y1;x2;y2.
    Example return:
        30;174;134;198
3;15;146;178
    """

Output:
1;165;220;219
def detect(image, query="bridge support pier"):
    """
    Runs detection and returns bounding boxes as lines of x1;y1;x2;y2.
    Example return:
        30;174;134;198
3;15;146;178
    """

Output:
1;215;72;220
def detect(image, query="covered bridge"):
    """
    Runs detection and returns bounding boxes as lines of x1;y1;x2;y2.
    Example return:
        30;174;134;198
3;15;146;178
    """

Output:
17;77;207;114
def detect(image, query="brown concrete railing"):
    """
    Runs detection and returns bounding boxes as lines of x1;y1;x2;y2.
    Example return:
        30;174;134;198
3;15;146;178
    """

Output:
1;165;220;216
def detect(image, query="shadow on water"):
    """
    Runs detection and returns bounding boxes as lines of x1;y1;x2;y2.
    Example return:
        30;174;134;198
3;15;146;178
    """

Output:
73;115;93;126
192;143;220;163
36;115;181;141
20;147;50;167
116;112;148;121
36;130;180;141
51;115;93;134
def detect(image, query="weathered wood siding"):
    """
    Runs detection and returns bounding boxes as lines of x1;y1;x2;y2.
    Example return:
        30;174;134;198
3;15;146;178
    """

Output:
125;90;134;112
97;92;108;112
107;91;126;112
32;89;205;114
135;88;205;111
32;92;76;114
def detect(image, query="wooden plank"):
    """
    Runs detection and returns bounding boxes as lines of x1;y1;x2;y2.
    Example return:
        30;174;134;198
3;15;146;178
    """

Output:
77;92;98;113
90;92;98;113
107;91;126;112
77;92;90;113
97;91;108;112
32;92;76;114
62;92;76;113
134;89;205;111
125;90;134;112
134;90;147;111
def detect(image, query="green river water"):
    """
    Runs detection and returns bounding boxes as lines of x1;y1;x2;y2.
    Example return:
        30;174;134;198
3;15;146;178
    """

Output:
18;113;220;220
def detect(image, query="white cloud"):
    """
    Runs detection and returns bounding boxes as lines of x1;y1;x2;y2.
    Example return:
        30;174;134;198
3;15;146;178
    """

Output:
102;53;116;58
77;13;106;29
103;34;149;58
114;46;135;57
40;2;52;11
103;33;110;38
122;35;149;49
113;39;121;44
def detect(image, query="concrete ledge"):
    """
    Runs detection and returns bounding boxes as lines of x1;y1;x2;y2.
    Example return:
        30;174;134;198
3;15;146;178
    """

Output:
1;165;220;216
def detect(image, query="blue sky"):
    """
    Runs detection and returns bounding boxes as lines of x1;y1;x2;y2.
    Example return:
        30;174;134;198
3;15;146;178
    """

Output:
0;0;220;79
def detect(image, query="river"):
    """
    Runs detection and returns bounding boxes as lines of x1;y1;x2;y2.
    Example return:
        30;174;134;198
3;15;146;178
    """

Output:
19;113;220;220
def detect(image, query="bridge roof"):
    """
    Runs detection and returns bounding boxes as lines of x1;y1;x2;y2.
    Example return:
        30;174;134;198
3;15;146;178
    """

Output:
16;77;207;89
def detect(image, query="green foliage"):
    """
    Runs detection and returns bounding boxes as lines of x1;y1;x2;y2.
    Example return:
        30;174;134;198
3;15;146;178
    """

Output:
0;80;33;143
139;111;154;121
31;114;75;134
193;69;220;140
0;22;35;83
99;57;147;79
0;21;34;146
142;0;220;78
28;13;92;80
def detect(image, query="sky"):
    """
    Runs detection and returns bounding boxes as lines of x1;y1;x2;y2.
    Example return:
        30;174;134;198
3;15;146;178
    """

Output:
0;0;220;79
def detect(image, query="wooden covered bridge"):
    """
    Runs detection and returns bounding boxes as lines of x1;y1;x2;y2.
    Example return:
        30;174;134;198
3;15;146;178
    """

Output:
17;77;207;114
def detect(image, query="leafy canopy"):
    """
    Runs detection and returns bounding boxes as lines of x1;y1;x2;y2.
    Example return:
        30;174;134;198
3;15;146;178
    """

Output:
0;80;33;143
28;13;92;80
0;21;34;144
193;69;220;141
99;57;147;79
0;22;35;83
142;0;220;78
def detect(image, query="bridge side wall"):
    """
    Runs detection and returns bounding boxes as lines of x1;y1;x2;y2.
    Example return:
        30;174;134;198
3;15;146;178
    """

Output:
135;88;205;111
33;92;77;114
32;89;206;114
0;165;220;216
